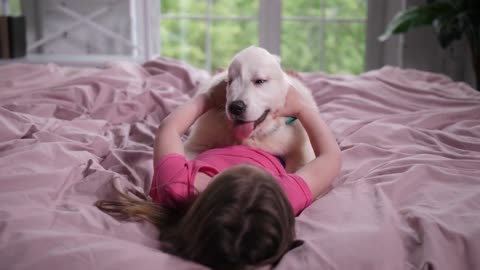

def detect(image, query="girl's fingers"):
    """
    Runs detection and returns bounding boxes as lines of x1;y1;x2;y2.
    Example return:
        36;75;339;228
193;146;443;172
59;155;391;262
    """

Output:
286;70;301;80
214;67;225;75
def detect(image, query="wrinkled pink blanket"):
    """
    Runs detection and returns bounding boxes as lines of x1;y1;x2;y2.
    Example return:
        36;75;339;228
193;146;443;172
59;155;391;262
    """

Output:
0;59;479;270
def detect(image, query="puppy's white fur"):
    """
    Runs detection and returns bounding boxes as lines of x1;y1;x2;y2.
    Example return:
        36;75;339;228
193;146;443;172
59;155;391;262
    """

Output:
185;46;317;172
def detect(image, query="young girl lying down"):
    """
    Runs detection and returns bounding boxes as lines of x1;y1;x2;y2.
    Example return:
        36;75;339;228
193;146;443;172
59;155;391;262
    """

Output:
96;84;341;270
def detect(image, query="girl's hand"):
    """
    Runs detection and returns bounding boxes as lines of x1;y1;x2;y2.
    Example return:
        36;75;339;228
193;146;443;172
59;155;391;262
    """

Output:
274;85;306;118
154;93;214;164
193;93;215;113
213;67;225;75
207;88;225;109
286;70;303;81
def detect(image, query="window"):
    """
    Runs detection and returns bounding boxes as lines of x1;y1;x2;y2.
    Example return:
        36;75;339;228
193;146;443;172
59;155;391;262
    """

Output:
159;0;258;72
4;0;22;16
282;0;366;74
159;0;367;74
9;0;366;71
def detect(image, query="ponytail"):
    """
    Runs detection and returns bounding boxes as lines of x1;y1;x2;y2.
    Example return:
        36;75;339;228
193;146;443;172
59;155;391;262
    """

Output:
95;185;187;232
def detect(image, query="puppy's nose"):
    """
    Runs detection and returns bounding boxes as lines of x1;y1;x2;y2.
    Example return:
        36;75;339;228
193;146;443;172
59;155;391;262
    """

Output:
228;100;247;116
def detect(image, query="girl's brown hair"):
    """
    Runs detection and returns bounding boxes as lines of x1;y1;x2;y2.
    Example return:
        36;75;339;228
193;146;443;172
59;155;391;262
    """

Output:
96;165;302;270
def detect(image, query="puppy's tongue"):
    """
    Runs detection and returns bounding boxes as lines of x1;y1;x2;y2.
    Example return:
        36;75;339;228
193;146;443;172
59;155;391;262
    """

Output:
233;122;254;141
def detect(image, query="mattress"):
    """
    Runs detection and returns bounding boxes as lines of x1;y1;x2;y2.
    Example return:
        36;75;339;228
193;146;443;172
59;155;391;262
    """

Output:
0;58;479;270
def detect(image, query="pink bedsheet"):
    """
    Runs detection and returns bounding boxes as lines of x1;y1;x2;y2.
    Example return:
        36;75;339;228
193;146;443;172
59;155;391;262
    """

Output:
0;59;479;270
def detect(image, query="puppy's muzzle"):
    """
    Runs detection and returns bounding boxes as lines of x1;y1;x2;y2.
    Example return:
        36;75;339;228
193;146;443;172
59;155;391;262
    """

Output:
228;100;247;117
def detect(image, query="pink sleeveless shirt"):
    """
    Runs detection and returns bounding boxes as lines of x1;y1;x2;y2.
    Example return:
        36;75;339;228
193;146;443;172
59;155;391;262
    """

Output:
149;145;312;216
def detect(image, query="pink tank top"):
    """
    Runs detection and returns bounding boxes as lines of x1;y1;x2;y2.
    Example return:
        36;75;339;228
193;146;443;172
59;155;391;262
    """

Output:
149;145;313;216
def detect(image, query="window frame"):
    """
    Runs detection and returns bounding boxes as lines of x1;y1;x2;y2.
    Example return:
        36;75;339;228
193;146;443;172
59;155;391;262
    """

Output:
158;0;368;72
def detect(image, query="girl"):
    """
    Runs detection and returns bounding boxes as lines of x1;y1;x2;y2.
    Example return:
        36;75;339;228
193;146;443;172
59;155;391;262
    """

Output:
96;84;341;270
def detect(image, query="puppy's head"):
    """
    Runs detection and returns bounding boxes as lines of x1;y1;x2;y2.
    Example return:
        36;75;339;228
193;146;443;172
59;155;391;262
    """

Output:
225;46;289;142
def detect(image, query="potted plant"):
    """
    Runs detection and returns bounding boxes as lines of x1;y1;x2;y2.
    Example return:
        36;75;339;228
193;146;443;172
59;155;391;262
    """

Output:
379;0;480;90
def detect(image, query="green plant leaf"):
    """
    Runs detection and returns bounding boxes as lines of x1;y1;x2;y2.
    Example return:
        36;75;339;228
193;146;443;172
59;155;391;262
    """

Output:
433;13;467;48
379;2;454;42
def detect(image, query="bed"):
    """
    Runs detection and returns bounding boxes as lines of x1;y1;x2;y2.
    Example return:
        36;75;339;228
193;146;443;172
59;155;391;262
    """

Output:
0;58;479;270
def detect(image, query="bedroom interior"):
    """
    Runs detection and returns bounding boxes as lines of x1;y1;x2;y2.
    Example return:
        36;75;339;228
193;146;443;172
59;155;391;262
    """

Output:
0;0;479;270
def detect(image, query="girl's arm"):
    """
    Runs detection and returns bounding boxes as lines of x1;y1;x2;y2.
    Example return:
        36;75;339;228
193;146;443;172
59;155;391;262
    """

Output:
294;107;341;198
275;87;341;199
153;94;211;166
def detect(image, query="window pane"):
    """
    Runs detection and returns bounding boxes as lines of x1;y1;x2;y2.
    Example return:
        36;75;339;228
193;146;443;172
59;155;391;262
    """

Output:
9;0;22;16
324;22;365;74
160;19;207;69
212;0;257;17
283;0;367;18
281;22;322;72
324;0;367;18
281;0;366;74
160;0;206;15
282;21;365;74
211;21;257;71
283;0;321;17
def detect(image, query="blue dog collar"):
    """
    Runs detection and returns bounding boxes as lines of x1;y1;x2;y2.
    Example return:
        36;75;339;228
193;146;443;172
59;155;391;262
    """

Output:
285;117;297;125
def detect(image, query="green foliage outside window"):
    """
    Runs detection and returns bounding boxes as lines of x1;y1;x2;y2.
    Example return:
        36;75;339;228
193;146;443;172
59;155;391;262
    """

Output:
160;0;366;74
7;0;22;16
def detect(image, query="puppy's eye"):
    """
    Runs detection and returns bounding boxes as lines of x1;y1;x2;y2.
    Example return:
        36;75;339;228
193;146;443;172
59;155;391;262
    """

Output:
253;79;267;85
